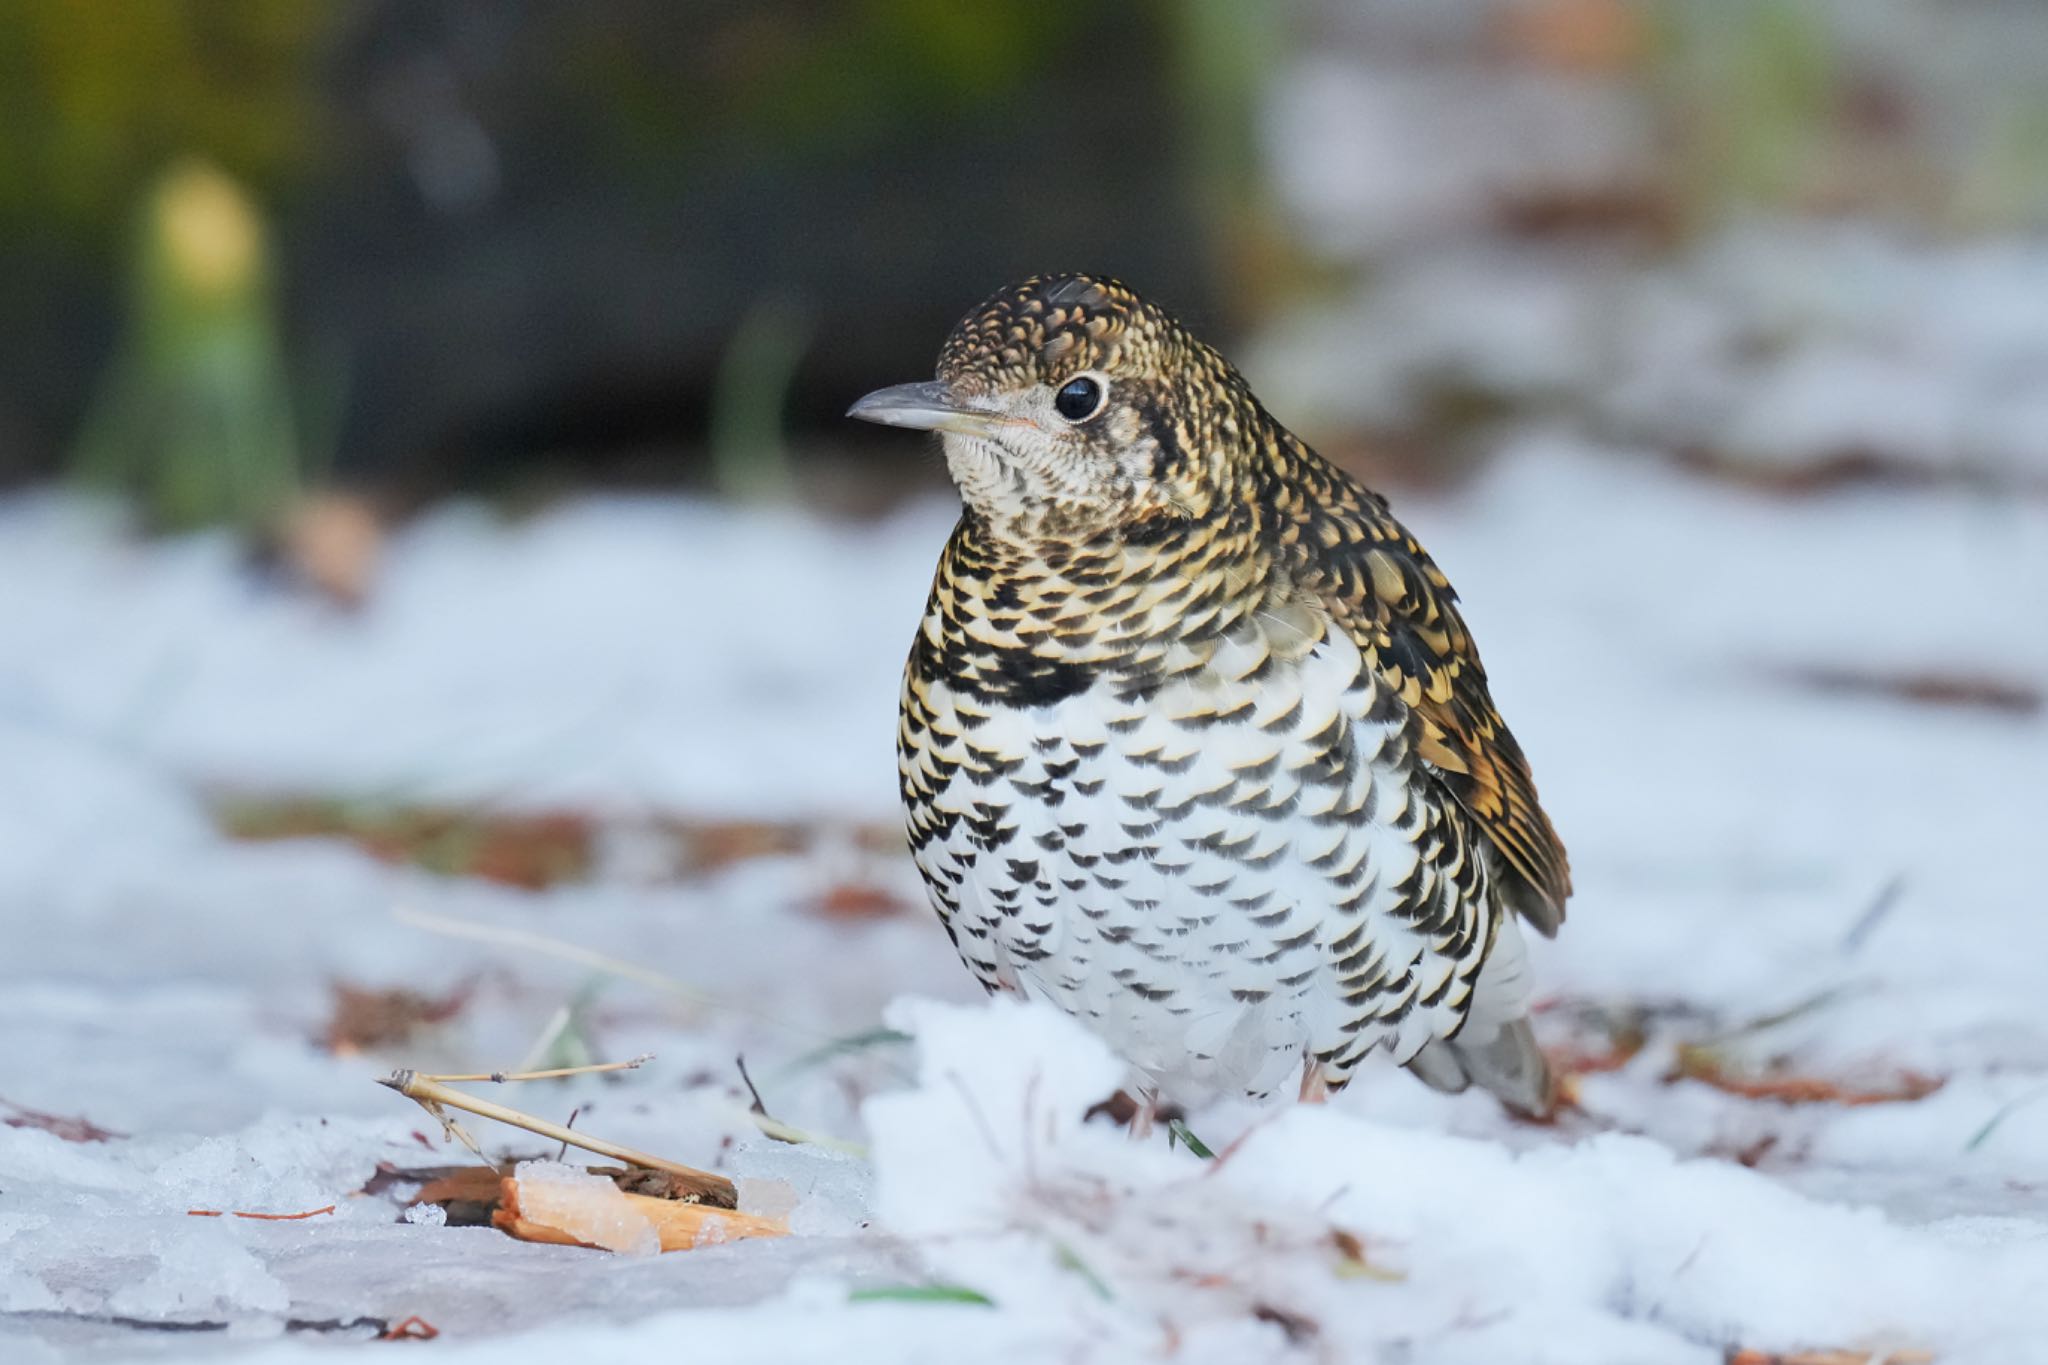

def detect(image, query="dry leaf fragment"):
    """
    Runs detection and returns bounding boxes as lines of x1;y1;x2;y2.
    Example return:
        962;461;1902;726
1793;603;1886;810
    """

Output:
378;1315;440;1341
1727;1349;1934;1365
1674;1051;1943;1107
277;491;384;608
1771;663;2041;718
325;981;473;1055
812;882;911;920
0;1097;124;1143
1498;0;1645;73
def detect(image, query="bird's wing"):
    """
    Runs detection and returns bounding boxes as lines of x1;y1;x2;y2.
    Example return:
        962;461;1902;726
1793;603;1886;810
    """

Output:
1291;475;1571;934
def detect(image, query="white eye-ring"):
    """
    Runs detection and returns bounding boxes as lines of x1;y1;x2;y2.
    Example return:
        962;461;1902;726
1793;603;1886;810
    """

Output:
1052;373;1109;423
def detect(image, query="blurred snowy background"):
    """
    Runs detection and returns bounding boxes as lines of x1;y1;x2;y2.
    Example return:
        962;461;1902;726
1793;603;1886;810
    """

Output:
1;3;2045;1362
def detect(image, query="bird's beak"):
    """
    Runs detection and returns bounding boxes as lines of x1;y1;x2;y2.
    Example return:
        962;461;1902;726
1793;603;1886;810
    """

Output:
847;380;1011;438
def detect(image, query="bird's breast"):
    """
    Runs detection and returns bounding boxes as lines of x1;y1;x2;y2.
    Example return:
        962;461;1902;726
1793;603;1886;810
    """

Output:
899;599;1463;1103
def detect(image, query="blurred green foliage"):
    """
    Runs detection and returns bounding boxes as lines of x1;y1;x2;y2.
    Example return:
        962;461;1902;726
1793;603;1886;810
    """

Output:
0;0;333;236
1653;0;1837;218
1166;0;1289;319
1648;0;2048;230
72;161;304;534
564;0;1098;180
709;297;810;501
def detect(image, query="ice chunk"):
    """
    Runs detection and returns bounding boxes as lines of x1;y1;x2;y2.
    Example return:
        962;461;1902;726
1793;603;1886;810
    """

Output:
106;1221;291;1319
402;1201;448;1227
729;1139;873;1236
509;1160;659;1256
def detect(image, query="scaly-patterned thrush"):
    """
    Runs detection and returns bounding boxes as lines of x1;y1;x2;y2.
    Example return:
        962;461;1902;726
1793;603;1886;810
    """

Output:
850;274;1570;1117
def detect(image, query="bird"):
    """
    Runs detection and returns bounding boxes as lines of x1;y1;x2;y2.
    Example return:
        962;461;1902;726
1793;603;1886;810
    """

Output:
848;274;1570;1120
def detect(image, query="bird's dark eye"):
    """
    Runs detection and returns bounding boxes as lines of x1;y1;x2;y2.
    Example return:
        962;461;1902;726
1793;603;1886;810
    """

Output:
1054;375;1106;422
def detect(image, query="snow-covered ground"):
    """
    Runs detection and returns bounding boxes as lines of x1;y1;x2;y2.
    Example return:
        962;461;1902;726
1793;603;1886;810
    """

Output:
2;430;2045;1362
1250;224;2048;489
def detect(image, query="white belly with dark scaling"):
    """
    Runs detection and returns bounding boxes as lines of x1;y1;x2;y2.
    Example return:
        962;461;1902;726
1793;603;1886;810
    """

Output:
904;622;1488;1105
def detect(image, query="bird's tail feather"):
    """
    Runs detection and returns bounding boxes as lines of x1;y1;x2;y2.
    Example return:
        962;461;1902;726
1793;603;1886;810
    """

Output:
1405;1017;1555;1119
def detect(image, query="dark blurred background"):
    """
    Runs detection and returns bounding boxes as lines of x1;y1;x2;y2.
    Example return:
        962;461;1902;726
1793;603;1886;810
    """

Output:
3;0;2046;540
0;0;1254;514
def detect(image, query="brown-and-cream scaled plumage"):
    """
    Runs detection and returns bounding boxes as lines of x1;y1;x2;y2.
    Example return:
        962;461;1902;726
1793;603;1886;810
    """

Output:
850;274;1570;1116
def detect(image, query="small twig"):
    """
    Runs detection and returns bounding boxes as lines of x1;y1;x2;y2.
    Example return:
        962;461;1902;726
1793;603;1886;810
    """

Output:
515;1004;575;1075
1054;1241;1115;1302
1200;1105;1291;1175
380;1069;734;1205
418;1055;652;1084
1693;986;1851;1048
394;906;713;1002
555;1106;581;1163
724;1104;869;1157
187;1205;336;1221
768;1025;914;1084
1965;1083;2048;1152
735;1055;771;1118
1839;874;1907;956
393;905;827;1044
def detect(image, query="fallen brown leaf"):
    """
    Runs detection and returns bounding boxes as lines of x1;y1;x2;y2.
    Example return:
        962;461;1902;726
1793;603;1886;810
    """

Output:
219;799;906;889
325;981;473;1055
378;1315;439;1341
1727;1348;1934;1365
220;801;595;890
277;491;384;609
812;882;911;920
1771;663;2041;718
1675;1050;1943;1107
0;1097;124;1143
1497;0;1645;73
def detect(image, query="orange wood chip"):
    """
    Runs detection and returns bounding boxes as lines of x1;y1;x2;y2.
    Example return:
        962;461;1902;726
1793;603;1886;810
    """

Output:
493;1174;786;1253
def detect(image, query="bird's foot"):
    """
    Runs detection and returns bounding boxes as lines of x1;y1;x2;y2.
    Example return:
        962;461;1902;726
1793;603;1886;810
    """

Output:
1084;1088;1183;1141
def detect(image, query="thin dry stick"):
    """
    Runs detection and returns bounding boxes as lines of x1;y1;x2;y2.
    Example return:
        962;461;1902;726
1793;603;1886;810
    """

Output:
392;905;830;1044
393;905;715;1002
515;1003;574;1074
380;1070;735;1206
187;1205;338;1221
418;1055;653;1084
724;1105;869;1158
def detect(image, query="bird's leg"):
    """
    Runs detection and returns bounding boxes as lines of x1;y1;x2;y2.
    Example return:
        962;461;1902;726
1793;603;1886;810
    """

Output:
1127;1086;1160;1141
1082;1086;1181;1141
1298;1058;1330;1105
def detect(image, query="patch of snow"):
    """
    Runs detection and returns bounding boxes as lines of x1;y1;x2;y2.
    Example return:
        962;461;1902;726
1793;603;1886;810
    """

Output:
1266;57;1649;257
859;1000;2048;1361
1249;222;2048;485
402;1201;447;1227
0;492;958;819
0;431;2042;1359
729;1141;873;1237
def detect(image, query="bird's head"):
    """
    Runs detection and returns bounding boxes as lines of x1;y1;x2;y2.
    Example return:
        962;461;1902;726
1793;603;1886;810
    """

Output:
849;274;1253;544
